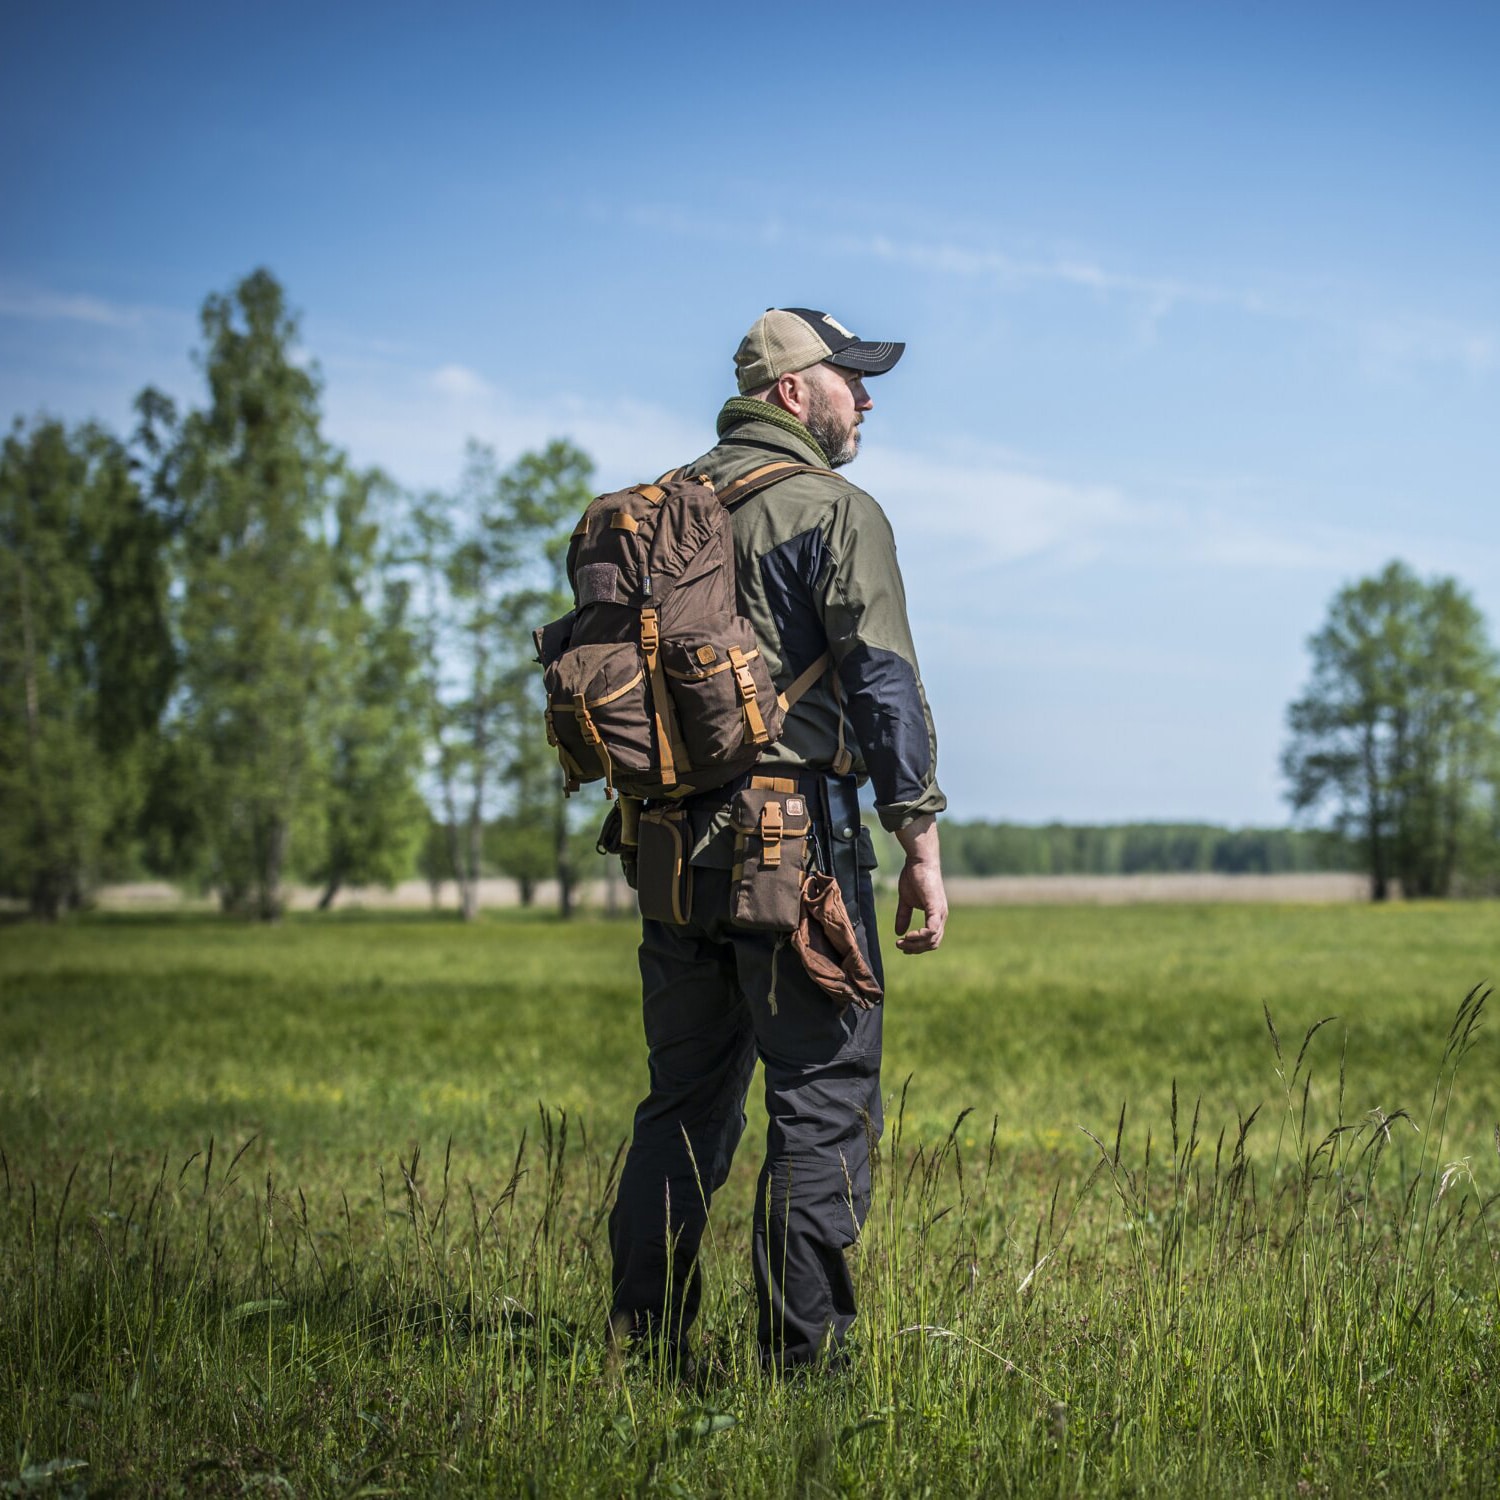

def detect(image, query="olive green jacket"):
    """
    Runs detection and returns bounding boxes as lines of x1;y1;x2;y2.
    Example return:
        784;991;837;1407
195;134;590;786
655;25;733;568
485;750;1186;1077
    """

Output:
687;401;946;836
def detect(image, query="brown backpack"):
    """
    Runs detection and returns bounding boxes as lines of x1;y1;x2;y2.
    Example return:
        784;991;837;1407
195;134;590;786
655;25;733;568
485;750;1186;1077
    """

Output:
533;462;835;800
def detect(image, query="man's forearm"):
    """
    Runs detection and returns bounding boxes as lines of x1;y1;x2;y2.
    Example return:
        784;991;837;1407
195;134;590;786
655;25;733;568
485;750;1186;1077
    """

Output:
895;812;942;868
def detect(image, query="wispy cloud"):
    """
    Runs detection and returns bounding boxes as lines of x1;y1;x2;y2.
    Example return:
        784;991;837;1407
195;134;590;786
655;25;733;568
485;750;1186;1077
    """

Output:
319;353;708;493
860;432;1500;596
597;201;1497;377
1355;314;1497;378
0;286;180;331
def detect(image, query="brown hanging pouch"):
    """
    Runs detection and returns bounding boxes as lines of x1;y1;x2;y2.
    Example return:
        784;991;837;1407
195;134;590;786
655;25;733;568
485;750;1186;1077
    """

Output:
636;804;692;924
729;784;812;932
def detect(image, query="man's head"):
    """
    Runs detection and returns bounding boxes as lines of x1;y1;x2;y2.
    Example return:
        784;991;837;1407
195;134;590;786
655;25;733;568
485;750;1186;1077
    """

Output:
735;307;904;469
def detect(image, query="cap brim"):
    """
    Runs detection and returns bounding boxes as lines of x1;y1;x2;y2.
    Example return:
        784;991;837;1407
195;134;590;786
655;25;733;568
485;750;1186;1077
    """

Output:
826;340;904;376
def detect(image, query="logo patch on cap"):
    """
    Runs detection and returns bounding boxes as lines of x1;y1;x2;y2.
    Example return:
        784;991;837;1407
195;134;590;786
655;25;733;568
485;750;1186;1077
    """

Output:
820;314;854;338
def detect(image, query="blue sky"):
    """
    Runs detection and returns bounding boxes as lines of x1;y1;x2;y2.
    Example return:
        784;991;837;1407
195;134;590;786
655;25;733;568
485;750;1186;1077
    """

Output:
4;2;1497;824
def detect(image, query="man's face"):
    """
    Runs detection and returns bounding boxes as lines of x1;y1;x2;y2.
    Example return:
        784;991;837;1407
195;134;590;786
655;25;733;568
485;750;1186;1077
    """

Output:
802;363;872;469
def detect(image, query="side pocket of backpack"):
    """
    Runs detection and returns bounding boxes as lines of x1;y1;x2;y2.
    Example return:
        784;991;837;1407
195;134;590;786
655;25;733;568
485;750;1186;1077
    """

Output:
543;642;654;794
661;615;783;786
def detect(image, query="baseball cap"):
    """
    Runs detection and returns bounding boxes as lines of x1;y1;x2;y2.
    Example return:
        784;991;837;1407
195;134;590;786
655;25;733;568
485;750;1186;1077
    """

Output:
734;307;905;394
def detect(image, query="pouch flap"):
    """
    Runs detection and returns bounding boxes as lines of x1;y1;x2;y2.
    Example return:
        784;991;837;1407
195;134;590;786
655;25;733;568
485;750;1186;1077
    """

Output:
533;611;575;667
730;787;812;838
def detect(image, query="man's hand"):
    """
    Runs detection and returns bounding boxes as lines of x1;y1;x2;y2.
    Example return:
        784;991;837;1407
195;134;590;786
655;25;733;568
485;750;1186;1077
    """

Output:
892;814;947;954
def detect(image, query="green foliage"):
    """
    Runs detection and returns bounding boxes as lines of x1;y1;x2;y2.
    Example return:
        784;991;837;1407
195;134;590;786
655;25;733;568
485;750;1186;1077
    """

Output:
308;468;427;906
170;270;424;918
2;907;1498;1494
1284;560;1500;899
407;439;594;918
490;440;597;916
0;418;172;916
941;819;1354;877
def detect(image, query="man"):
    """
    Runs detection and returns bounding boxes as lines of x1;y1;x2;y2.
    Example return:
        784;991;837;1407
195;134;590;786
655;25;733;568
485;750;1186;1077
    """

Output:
608;306;947;1373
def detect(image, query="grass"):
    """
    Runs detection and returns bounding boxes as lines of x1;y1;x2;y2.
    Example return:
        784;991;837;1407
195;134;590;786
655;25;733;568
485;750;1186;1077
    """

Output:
1;903;1498;1496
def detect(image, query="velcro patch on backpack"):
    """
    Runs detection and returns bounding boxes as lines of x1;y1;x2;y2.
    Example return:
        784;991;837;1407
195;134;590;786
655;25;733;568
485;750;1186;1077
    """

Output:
576;562;620;607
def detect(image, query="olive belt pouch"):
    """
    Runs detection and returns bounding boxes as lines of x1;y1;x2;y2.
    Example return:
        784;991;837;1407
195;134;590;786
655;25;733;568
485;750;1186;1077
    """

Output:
636;804;692;924
729;784;812;932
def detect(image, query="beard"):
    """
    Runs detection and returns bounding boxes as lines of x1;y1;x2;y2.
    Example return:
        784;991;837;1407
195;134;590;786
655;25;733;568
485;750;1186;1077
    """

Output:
804;382;861;469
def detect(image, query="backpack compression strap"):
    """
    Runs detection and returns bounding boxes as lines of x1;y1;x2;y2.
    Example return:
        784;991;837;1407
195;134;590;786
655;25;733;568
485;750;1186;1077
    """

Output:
715;461;836;511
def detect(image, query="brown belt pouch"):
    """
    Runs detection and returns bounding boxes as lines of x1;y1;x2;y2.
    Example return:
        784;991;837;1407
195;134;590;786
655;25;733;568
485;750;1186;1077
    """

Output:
636;804;692;924
729;781;811;931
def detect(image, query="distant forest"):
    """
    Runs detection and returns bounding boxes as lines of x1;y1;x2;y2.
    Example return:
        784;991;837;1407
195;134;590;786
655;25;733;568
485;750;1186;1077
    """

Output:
938;821;1356;878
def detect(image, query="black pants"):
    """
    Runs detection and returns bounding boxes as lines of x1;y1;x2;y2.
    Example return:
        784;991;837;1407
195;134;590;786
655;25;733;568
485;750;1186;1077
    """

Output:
608;777;884;1369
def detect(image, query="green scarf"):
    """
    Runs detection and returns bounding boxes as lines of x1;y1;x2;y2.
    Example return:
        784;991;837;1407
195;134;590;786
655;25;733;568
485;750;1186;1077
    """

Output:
715;397;830;467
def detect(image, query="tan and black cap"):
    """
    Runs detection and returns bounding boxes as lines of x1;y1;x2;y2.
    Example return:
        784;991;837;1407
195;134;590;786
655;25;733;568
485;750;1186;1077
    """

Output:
734;307;905;394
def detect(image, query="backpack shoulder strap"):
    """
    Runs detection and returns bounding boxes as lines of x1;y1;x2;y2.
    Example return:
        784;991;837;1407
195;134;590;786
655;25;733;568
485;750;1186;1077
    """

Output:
716;460;836;511
775;650;852;775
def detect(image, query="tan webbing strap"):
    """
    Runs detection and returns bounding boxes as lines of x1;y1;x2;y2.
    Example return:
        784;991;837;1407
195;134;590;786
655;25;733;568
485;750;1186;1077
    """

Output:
759;800;784;868
610;511;639;533
727;645;769;744
830;668;852;775
619;795;642;850
776;651;830;712
639;608;686;786
585;669;645;709
546;709;587;793
634;483;666;505
772;651;852;774
749;775;798;794
716;461;836;511
572;692;614;794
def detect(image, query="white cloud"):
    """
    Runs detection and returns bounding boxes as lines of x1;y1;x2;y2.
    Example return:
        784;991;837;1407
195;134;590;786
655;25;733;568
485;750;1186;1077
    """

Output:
319;353;709;493
1356;315;1497;378
599;202;1497;380
429;363;494;400
858;443;1138;568
0;286;174;331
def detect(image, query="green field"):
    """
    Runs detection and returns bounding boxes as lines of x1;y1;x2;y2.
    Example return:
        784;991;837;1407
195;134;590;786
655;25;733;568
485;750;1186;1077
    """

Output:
2;904;1498;1496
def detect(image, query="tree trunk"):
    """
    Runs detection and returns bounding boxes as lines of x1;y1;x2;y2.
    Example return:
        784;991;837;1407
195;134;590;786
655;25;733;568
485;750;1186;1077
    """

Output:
256;816;287;921
462;806;482;921
317;875;341;912
444;815;471;920
29;871;63;922
518;875;535;907
1363;726;1389;902
18;563;59;921
554;798;574;920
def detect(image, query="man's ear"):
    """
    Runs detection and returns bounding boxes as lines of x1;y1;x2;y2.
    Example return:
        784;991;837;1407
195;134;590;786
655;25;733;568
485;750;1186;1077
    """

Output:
771;370;810;420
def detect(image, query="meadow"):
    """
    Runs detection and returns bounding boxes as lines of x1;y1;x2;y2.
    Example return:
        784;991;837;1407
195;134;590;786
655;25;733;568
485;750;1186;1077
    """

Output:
2;902;1497;1497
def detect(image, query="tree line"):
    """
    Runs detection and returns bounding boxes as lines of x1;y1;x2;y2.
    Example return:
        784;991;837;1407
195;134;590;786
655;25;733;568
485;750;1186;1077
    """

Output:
940;823;1355;878
2;269;601;920
4;270;1498;918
